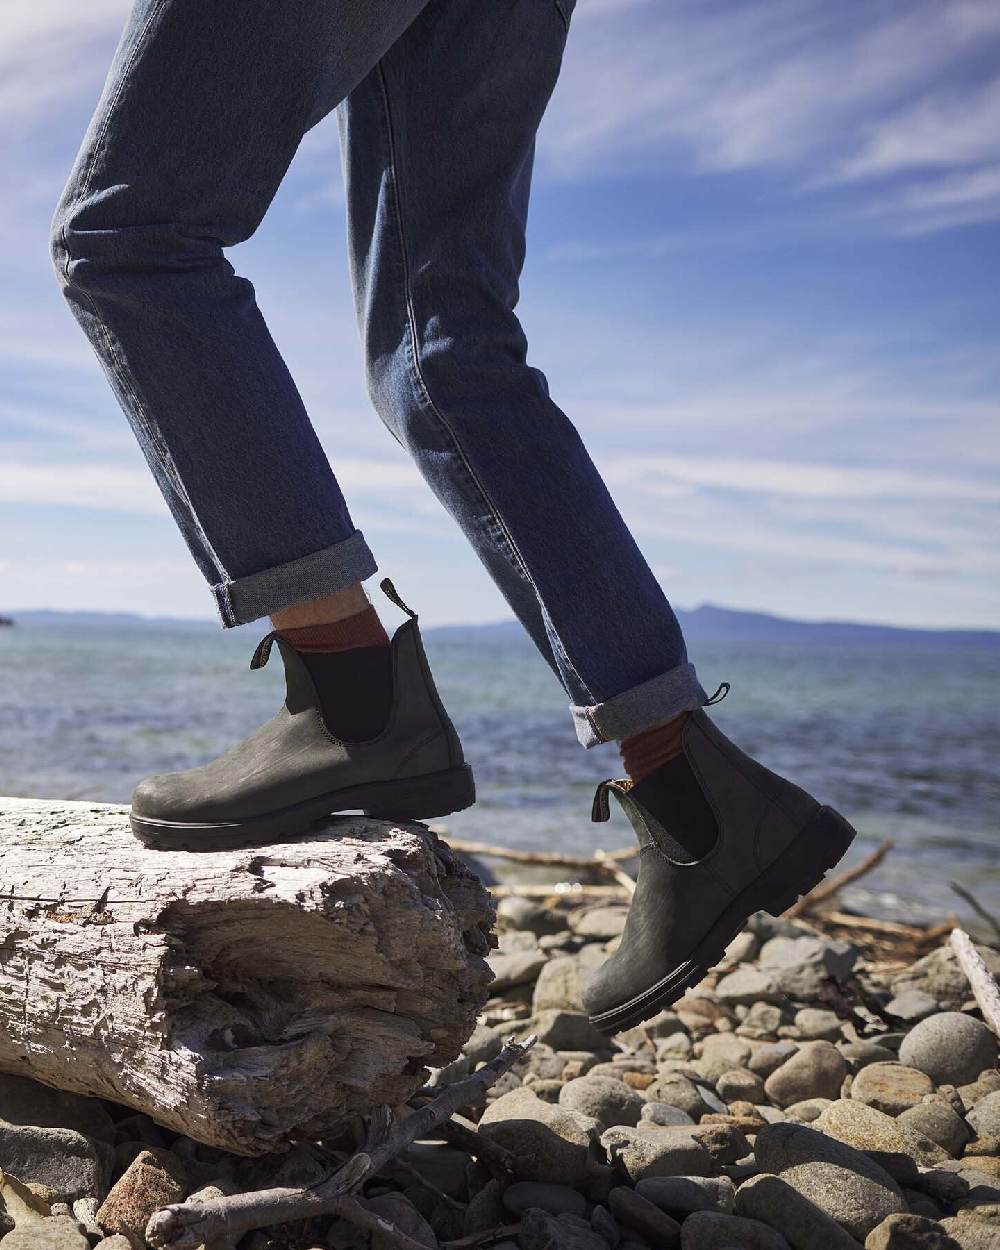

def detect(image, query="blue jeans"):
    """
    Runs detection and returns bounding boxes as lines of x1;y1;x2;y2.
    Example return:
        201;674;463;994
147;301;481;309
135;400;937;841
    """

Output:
50;0;708;748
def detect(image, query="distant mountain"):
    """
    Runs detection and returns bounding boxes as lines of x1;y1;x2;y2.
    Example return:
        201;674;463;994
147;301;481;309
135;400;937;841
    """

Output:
5;604;998;648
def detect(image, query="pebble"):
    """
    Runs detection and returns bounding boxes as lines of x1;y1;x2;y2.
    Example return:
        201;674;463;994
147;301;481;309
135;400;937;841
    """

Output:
94;1148;187;1241
487;950;548;993
0;1125;106;1204
758;936;858;1000
679;1210;792;1250
532;957;585;1013
897;1103;972;1158
715;967;785;1005
567;906;629;939
841;1041;900;1070
0;1217;90;1249
642;1075;709;1120
92;1238;137;1250
519;1208;608;1250
601;1126;715;1181
863;1212;963;1249
716;1068;767;1105
784;1097;833;1123
697;1034;754;1081
898;1014;999;1087
891;945;1000;1011
966;1092;1000;1139
478;1088;598;1183
755;1121;906;1240
608;1184;681;1247
764;1041;848;1108
738;1001;785;1039
530;1010;611;1054
502;1182;587;1218
749;1041;799;1077
884;991;941;1023
558;1076;643;1130
851;1063;936;1116
734;1172;861;1250
641;1101;695;1127
635;1174;736;1215
816;1099;948;1181
795;1009;844;1041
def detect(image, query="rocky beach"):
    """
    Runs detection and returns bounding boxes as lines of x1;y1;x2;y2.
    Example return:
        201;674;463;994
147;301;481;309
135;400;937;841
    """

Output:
3;860;1000;1250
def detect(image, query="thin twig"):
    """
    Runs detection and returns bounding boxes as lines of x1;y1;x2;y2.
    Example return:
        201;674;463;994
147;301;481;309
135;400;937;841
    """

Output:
390;1159;465;1213
428;1115;517;1177
145;1034;536;1250
949;882;1000;947
950;927;1000;1037
784;839;894;918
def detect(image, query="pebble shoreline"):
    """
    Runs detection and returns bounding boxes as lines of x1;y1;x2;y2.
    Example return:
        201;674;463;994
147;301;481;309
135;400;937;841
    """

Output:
2;897;1000;1250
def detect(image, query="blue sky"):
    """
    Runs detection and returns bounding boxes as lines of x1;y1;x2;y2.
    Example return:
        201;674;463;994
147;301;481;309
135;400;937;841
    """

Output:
2;0;998;628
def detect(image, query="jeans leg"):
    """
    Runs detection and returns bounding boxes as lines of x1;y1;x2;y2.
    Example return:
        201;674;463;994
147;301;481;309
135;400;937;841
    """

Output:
337;0;708;747
49;0;432;626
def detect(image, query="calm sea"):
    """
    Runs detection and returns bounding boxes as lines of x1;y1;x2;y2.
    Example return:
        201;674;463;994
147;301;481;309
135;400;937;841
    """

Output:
1;621;998;927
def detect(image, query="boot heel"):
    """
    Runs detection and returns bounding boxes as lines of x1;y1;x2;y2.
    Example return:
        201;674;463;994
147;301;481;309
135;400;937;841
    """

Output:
363;765;476;821
758;804;858;917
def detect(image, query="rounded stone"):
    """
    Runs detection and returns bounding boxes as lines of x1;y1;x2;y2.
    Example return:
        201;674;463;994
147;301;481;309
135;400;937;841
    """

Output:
863;1211;963;1249
764;1041;848;1108
816;1099;947;1181
608;1185;681;1247
898;1013;999;1087
850;1063;935;1116
635;1175;736;1216
884;990;940;1023
897;1102;971;1158
794;1008;843;1041
734;1173;860;1250
558;1075;644;1131
679;1210;791;1250
716;1068;767;1105
478;1087;598;1183
641;1101;695;1127
503;1181;587;1218
968;1090;1000;1139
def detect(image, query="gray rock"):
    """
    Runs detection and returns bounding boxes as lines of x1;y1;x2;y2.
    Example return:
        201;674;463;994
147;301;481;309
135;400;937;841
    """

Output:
817;1099;947;1181
488;950;548;993
841;1041;899;1070
95;1148;187;1241
735;1172;860;1250
608;1185;681;1247
695;1082;730;1115
717;1068;767;1105
533;957;584;1012
897;1103;972;1158
679;1210;792;1250
558;1076;643;1131
497;896;563;935
715;967;785;1005
465;1177;504;1234
864;1212;963;1249
885;991;940;1023
462;1023;504;1068
738;1002;785;1039
0;1217;90;1249
600;1126;714;1181
367;1193;437;1250
723;932;761;966
892;944;1000;1010
697;1034;754;1081
938;1218;1000;1249
636;1174;736;1215
851;1063;936;1116
531;1010;610;1054
898;1014;999;1087
758;936;859;1000
794;1008;843;1041
590;1204;620;1249
478;1088;598;1183
784;1098;833;1123
968;1091;1000;1138
641;1102;695;1127
93;1239;138;1250
503;1182;586;1218
519;1208;608;1250
0;1125;105;1204
749;1041;799;1078
568;906;630;940
765;1042;848;1108
755;1121;906;1240
656;1032;693;1059
643;1075;709;1119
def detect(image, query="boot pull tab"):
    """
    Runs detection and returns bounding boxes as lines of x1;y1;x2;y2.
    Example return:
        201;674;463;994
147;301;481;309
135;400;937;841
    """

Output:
250;631;279;670
380;577;417;619
704;681;730;706
592;779;615;823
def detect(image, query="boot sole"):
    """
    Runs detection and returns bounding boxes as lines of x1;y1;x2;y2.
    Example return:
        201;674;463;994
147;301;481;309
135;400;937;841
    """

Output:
587;804;858;1035
129;764;476;851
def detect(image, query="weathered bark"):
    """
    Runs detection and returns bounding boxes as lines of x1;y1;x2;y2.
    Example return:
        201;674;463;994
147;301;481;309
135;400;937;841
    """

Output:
0;797;495;1155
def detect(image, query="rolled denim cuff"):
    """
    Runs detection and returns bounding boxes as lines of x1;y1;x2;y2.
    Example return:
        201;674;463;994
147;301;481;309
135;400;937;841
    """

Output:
212;530;378;627
570;661;709;748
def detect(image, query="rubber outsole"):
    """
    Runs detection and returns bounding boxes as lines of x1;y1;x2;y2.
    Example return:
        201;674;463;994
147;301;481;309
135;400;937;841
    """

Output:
128;763;476;851
587;804;858;1035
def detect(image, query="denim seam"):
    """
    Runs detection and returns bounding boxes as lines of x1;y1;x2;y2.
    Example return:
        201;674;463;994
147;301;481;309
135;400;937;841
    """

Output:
374;60;596;705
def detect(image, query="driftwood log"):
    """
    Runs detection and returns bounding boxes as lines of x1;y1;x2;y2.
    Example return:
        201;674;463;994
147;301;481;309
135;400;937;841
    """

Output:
0;797;495;1155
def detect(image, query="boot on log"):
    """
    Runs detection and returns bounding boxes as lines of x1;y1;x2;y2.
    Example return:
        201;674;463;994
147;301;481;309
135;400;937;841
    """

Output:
0;798;495;1156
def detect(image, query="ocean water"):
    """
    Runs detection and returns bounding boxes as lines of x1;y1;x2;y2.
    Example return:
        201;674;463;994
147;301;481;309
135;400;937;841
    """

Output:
1;620;998;927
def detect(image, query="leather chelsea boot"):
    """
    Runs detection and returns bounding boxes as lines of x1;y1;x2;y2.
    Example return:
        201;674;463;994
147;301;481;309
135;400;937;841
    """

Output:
129;581;474;849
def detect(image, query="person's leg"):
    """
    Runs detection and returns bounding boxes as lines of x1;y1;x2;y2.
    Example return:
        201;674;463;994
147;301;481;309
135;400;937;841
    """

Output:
338;0;857;1027
49;0;440;629
49;0;475;844
336;0;707;753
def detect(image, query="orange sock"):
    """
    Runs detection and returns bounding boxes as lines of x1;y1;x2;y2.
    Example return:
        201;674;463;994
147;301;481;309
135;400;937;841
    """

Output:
620;711;691;783
275;606;389;653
